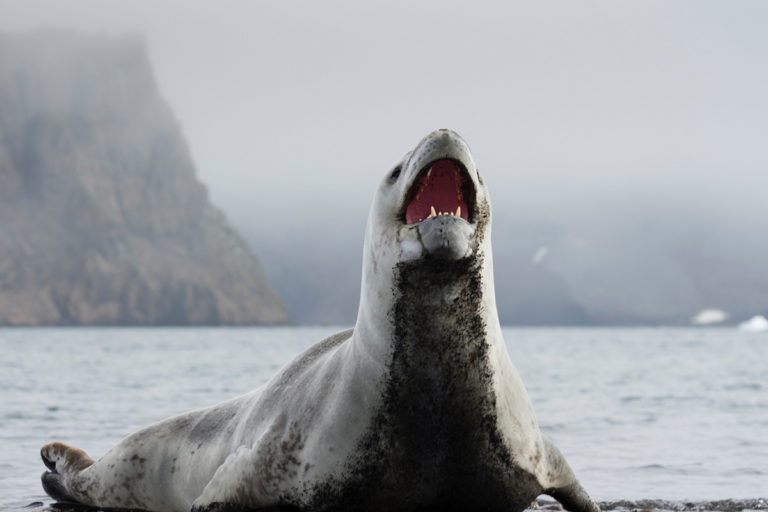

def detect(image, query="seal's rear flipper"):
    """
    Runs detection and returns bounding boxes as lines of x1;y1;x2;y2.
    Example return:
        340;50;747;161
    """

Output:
42;471;77;504
41;442;94;473
40;442;95;505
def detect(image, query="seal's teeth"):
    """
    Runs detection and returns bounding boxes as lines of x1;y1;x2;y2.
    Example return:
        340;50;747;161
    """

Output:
456;206;461;217
428;206;436;219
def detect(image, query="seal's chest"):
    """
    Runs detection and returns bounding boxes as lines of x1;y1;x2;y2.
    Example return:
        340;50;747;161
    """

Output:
381;369;502;471
324;397;542;512
335;412;535;512
340;358;518;506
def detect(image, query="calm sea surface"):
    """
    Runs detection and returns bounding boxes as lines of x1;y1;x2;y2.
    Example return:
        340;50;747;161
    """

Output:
1;327;766;510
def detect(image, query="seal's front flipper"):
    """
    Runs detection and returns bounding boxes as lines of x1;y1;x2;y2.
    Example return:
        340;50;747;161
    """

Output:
540;437;600;512
548;482;600;512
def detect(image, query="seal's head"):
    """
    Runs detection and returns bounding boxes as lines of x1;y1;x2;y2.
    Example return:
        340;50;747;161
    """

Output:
357;130;498;346
365;129;491;267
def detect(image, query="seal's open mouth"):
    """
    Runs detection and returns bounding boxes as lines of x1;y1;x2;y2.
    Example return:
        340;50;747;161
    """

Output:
403;159;474;224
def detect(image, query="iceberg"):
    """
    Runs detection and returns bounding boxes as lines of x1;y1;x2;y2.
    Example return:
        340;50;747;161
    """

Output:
738;315;768;332
691;309;729;325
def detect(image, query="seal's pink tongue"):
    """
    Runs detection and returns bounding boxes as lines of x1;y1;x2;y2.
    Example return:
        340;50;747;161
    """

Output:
405;160;469;224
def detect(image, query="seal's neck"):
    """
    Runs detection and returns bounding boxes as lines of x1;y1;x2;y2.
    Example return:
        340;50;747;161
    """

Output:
354;244;502;362
392;255;485;354
353;200;502;369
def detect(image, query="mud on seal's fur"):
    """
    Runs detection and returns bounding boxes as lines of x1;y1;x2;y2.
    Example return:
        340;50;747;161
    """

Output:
280;255;543;512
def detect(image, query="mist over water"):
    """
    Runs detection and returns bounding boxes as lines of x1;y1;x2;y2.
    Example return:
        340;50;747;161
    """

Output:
1;1;768;324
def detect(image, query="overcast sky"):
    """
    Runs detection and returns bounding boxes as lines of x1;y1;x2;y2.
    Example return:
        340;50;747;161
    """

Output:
2;0;767;243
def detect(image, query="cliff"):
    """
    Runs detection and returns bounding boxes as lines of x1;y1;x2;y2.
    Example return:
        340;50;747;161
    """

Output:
0;31;288;325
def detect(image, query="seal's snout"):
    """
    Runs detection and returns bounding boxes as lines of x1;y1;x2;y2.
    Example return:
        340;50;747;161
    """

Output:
399;129;479;228
416;214;475;260
393;130;483;262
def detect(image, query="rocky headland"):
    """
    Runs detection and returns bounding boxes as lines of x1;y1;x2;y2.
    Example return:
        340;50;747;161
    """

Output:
0;31;287;325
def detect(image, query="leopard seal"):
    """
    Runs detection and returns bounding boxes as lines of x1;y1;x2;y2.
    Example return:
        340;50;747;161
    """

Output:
40;129;600;512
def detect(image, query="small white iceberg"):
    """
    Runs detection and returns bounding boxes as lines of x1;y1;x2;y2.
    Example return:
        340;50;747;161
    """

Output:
738;315;768;332
691;308;729;325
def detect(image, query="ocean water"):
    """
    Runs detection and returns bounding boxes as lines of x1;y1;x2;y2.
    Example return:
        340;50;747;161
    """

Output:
0;327;766;511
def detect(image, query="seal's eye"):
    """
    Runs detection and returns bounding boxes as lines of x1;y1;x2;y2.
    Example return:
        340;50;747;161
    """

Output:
389;166;402;182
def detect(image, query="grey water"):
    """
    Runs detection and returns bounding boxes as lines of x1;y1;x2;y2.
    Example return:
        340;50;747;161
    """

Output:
0;327;766;511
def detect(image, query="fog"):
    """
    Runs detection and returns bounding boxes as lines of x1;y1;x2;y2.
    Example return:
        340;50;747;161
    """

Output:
2;1;767;324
